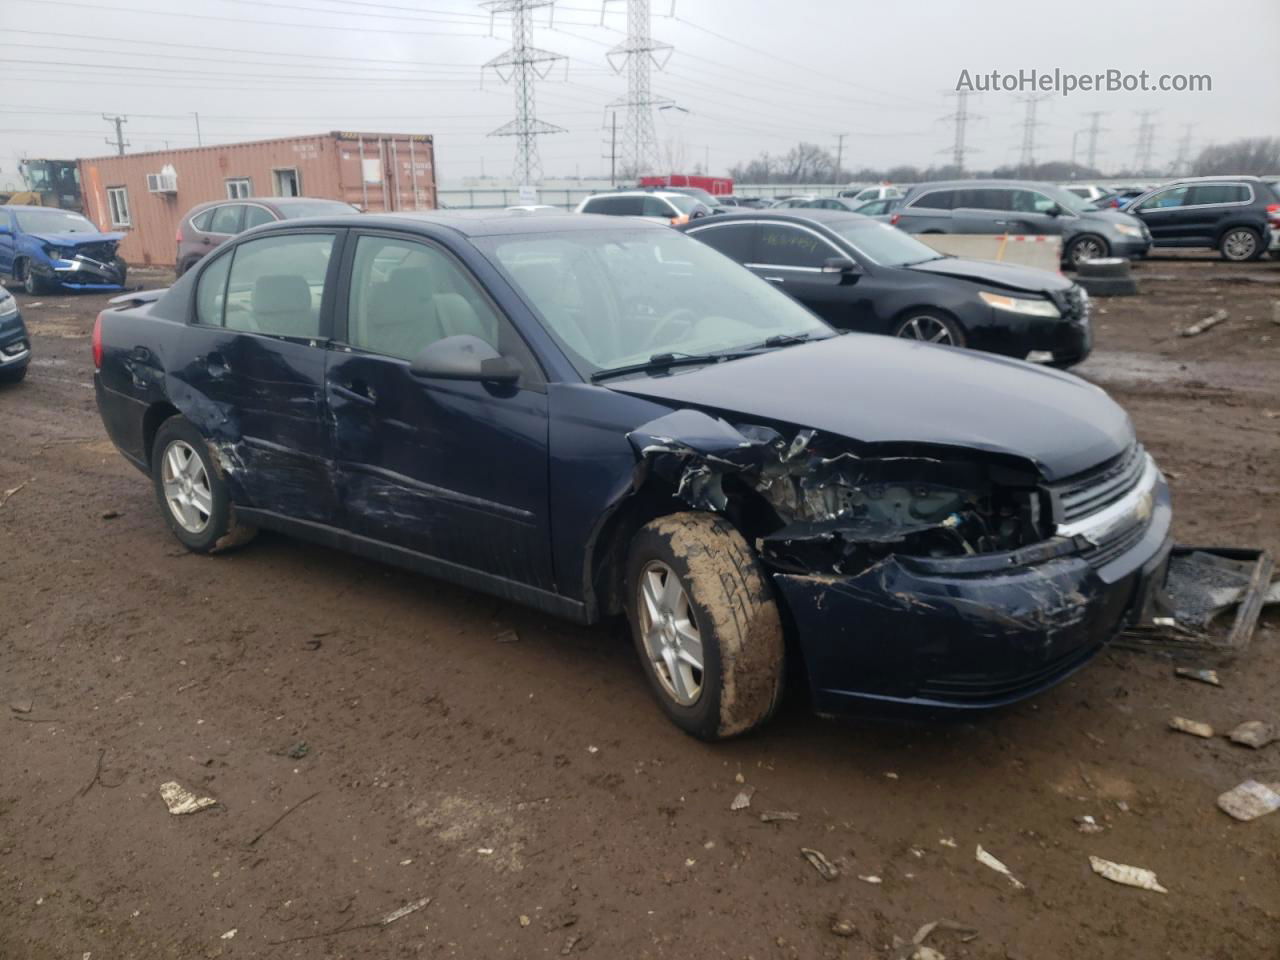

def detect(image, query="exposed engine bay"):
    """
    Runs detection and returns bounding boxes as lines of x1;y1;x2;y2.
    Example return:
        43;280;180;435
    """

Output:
628;410;1049;575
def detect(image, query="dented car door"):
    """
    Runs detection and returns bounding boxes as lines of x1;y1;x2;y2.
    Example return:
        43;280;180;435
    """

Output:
326;231;555;590
175;230;342;522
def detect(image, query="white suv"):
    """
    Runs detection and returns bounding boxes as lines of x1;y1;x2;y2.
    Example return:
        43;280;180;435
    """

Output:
837;185;902;203
575;191;709;224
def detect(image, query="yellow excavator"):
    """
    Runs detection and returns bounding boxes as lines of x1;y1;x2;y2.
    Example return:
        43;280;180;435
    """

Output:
0;159;84;211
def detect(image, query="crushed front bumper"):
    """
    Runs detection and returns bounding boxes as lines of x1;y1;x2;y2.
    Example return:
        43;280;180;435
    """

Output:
775;476;1172;713
35;255;125;290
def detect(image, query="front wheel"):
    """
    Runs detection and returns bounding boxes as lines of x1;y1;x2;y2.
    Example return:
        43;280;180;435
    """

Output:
892;310;966;347
20;261;51;295
151;416;256;553
111;257;129;288
1065;234;1109;268
1219;227;1262;262
626;513;785;740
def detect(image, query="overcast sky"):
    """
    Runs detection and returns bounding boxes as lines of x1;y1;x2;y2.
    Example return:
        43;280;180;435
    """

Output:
1;0;1277;186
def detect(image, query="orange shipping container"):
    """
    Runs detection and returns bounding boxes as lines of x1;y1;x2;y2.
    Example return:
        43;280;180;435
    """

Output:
78;131;437;268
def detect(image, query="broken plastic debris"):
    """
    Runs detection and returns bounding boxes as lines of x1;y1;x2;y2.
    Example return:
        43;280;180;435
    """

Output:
519;914;531;927
1174;667;1221;686
800;847;840;881
220;929;237;940
913;949;945;960
734;772;745;784
586;745;599;754
159;781;216;815
975;845;1024;889
380;897;430;926
730;786;755;811
759;810;799;823
1075;815;1105;834
1168;716;1214;738
857;874;882;884
1227;721;1276;749
1217;780;1280;821
1181;308;1228;337
1089;856;1168;893
939;837;957;848
830;918;857;938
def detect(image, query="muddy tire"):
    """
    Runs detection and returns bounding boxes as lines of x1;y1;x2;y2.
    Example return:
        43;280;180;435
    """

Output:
1219;227;1263;262
626;512;785;740
151;416;256;554
1076;256;1130;279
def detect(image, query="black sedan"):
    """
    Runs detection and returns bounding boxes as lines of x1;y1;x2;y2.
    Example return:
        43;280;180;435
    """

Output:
680;209;1091;367
0;284;31;382
93;212;1169;739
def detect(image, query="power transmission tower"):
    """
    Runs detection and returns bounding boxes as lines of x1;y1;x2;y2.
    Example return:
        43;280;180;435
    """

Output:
940;89;980;172
103;114;129;156
1171;123;1195;175
481;0;566;186
833;133;847;184
1133;110;1158;174
604;0;673;178
1015;94;1050;176
1081;111;1107;170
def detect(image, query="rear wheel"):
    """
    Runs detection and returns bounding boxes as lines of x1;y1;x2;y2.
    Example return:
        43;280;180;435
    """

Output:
892;310;966;347
626;513;785;740
1219;227;1262;262
151;416;256;553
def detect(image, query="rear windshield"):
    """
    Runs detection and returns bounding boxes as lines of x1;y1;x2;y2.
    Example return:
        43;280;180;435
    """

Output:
276;201;359;219
13;209;99;233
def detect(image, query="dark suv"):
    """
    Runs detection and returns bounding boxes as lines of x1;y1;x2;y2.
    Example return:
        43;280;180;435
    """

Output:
893;179;1152;267
1125;176;1280;261
175;197;358;276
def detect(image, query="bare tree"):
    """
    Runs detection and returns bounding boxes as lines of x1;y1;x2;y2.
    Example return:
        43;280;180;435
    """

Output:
1192;138;1280;176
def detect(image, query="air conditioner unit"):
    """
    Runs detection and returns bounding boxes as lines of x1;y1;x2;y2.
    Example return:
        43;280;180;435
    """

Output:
146;172;178;193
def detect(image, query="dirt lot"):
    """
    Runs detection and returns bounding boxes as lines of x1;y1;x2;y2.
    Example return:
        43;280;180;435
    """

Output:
2;254;1279;960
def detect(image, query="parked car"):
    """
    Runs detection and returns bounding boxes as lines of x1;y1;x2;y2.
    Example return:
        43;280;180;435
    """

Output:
1124;176;1280;261
656;185;729;214
93;212;1171;738
176;197;359;276
718;195;768;209
1062;184;1112;204
575;190;710;224
893;180;1152;267
1090;187;1147;211
850;196;903;220
0;205;127;293
680;209;1092;366
0;284;31;382
772;196;862;212
838;185;903;203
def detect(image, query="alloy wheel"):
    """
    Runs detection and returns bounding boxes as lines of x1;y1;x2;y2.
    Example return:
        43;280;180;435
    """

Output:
161;439;213;534
1222;230;1257;261
897;315;957;345
637;560;704;706
1072;237;1105;265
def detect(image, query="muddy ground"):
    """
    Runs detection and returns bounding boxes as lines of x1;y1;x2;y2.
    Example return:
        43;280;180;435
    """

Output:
2;253;1279;960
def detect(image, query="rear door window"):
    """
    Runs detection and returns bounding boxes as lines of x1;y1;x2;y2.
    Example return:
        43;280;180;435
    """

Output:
1187;183;1249;205
208;204;245;235
1010;190;1058;214
584;196;643;216
221;233;336;338
242;205;276;229
641;196;675;218
912;189;955;210
688;223;757;262
190;209;215;232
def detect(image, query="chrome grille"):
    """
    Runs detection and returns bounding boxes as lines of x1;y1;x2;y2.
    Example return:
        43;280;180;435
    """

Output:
1055;443;1146;525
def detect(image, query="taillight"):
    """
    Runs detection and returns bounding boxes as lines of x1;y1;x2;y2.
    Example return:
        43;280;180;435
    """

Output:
92;313;103;370
889;212;901;226
176;225;183;244
1267;203;1279;225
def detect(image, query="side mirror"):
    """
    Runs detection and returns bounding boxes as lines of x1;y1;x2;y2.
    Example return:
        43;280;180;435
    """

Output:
409;334;521;384
1045;204;1063;217
822;256;861;275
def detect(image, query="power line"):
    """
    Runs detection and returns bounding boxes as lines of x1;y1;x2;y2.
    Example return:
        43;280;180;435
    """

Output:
605;0;673;177
482;0;566;185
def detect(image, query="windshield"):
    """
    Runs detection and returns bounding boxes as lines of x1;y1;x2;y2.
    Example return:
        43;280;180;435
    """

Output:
665;194;701;214
676;187;718;206
476;227;832;378
1040;185;1091;215
277;200;359;219
827;219;941;267
13;209;99;234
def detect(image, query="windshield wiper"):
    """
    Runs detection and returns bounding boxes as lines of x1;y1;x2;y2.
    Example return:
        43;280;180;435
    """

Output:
590;350;749;383
757;332;814;348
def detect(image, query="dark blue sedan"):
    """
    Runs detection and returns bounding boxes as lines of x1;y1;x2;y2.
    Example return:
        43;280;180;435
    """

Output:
0;284;31;382
92;212;1172;739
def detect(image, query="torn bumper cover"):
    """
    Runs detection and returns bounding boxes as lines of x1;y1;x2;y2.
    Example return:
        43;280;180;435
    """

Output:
34;246;126;290
628;410;1173;711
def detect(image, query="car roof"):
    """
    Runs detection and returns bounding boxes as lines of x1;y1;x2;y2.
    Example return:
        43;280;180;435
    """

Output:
906;179;1061;192
1158;175;1269;184
248;210;670;238
582;191;684;199
2;204;90;212
683;209;872;227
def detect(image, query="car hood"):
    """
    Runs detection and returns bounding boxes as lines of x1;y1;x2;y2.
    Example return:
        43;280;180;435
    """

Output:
608;335;1132;481
25;231;125;247
906;256;1072;294
1079;208;1143;229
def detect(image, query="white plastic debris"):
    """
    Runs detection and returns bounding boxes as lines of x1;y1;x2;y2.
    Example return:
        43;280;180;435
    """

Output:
759;810;799;823
1227;721;1276;749
1217;780;1280;821
975;845;1024;889
1075;815;1105;834
1174;667;1221;686
1089;856;1168;893
800;847;840;881
1169;716;1214;738
158;781;216;815
939;837;957;848
380;897;430;926
857;874;882;884
220;929;237;940
730;786;755;811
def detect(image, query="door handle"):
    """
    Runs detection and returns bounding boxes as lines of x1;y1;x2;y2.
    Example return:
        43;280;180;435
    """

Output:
331;382;377;406
764;276;784;283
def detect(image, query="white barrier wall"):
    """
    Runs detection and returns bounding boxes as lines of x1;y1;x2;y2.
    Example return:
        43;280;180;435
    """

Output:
916;234;1063;273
